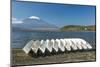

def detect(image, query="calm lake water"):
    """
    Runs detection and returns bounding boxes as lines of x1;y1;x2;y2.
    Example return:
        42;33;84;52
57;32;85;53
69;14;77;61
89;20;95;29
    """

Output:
11;31;96;49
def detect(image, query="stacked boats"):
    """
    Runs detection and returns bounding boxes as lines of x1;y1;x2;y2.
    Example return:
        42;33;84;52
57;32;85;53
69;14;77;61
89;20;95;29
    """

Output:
23;38;92;55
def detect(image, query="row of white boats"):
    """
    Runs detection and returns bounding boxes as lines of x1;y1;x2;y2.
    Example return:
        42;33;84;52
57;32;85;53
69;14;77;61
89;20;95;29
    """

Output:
23;38;92;54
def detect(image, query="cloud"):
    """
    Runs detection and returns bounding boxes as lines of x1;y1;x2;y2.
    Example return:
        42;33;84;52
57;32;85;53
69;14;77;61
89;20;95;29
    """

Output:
12;17;17;21
12;17;23;24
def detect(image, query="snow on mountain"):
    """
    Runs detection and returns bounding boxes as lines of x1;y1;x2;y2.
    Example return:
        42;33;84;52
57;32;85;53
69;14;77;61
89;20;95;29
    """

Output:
29;16;40;20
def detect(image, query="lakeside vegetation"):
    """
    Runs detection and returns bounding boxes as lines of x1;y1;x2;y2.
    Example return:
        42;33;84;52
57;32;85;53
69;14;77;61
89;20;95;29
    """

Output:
60;25;95;31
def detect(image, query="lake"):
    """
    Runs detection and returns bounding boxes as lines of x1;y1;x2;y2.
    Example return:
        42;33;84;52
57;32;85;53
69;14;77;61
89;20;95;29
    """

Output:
11;31;96;49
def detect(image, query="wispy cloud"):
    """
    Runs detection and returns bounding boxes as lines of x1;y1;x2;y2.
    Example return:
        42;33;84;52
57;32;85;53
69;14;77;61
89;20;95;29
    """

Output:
12;17;23;24
12;17;17;21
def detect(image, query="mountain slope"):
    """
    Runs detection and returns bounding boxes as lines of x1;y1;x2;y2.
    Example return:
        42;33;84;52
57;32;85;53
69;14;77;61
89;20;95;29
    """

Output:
12;16;58;31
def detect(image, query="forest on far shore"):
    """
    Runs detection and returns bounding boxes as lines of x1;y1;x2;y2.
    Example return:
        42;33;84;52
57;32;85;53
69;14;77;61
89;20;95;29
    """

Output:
60;25;95;31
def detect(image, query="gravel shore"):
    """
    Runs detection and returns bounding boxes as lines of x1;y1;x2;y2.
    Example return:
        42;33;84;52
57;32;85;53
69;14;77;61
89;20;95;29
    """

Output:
11;48;96;66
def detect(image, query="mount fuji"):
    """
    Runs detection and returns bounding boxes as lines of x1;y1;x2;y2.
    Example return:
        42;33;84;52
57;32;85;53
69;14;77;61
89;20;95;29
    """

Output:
12;16;58;31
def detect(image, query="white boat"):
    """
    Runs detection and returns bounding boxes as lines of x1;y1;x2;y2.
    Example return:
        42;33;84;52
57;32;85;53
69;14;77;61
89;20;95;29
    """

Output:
23;38;92;54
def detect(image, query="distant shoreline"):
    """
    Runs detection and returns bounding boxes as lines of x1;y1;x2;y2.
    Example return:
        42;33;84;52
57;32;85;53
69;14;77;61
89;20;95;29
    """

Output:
12;29;96;32
12;25;96;32
60;25;96;32
61;31;96;32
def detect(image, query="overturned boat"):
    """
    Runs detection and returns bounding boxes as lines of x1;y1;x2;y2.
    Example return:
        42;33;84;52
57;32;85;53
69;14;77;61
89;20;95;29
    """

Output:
23;38;92;55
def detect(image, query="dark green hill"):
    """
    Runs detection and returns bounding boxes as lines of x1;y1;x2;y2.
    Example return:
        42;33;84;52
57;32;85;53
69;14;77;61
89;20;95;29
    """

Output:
60;25;95;31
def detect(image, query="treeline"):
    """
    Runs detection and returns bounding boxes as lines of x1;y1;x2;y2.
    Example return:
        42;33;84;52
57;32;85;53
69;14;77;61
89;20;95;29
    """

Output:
60;25;96;31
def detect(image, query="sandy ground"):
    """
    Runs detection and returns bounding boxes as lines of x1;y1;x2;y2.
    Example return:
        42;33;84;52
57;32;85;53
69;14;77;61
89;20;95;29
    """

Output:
11;48;96;66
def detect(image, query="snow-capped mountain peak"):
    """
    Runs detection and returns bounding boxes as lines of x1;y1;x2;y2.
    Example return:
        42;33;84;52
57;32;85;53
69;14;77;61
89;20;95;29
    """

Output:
12;16;58;31
29;16;40;20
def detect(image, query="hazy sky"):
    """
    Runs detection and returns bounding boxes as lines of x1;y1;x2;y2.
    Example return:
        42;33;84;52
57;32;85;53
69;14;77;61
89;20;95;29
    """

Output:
12;0;96;27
